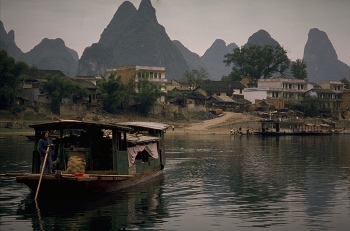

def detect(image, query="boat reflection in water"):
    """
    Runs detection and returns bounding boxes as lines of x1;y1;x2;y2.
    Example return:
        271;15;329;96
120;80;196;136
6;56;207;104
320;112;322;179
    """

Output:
17;175;167;230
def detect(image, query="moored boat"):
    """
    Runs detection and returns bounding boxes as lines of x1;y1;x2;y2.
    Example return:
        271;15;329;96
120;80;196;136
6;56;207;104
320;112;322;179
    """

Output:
255;119;333;136
16;120;169;197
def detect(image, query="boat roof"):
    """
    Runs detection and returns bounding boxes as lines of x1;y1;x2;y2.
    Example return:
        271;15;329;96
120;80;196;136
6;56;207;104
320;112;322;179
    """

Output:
29;120;132;132
258;120;302;125
115;122;170;131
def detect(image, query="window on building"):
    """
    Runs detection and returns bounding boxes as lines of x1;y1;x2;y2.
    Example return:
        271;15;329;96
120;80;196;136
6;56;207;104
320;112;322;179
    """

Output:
272;92;279;98
154;73;157;79
150;72;153;78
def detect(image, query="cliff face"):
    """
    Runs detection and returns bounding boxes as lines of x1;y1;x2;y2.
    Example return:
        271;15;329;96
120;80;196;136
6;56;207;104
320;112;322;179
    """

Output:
0;20;22;60
303;28;348;82
201;39;238;80
245;29;280;47
78;0;189;80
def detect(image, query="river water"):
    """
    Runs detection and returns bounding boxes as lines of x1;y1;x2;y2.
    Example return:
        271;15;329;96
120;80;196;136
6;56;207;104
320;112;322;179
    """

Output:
0;132;350;231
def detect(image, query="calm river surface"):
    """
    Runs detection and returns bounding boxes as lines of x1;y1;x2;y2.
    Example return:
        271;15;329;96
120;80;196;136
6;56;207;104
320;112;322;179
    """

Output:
0;132;350;231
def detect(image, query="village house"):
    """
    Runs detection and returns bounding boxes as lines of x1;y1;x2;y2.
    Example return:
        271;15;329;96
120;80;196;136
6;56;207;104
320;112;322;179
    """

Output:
165;79;183;92
304;88;341;114
243;78;311;110
195;80;246;98
106;65;168;103
70;77;98;104
20;69;67;105
206;95;237;111
17;68;99;110
257;78;310;101
168;87;207;109
318;80;344;100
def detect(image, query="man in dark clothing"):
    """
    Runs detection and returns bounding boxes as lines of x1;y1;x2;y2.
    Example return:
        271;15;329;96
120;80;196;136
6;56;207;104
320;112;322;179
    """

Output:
37;131;55;174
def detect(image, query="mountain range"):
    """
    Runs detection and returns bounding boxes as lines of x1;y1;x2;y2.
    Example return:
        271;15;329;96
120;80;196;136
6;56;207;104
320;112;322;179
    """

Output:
0;0;348;83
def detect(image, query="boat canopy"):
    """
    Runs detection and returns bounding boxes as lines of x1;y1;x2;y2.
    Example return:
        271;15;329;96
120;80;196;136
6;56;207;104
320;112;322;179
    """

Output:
115;122;170;131
29;120;132;132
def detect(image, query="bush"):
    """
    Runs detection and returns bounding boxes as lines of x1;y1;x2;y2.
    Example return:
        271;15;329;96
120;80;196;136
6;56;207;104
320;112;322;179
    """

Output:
92;115;100;121
11;105;26;115
23;111;48;121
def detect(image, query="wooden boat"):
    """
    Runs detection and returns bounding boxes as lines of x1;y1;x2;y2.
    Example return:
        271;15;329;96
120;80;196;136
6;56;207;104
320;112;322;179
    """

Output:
16;120;169;197
25;135;35;141
255;120;333;136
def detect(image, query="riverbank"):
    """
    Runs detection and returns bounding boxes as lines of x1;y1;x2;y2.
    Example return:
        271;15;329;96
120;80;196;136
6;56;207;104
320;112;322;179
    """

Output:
1;111;350;136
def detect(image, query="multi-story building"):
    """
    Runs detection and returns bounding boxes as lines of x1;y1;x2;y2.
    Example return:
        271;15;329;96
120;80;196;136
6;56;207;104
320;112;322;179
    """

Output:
244;77;310;103
106;65;168;102
319;80;344;100
257;78;309;100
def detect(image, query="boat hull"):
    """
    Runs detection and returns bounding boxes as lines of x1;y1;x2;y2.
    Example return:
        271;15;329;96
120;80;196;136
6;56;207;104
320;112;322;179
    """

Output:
16;166;163;197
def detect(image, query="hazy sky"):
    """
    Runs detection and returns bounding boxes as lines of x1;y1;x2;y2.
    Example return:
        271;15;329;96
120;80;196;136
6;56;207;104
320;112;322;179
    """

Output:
1;0;349;64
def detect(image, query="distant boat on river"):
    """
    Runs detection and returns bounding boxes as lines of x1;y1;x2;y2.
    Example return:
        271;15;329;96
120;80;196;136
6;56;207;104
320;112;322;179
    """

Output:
254;119;334;136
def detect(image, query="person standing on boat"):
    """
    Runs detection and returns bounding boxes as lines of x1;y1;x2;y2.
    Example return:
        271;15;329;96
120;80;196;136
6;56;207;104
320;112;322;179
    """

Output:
37;130;55;174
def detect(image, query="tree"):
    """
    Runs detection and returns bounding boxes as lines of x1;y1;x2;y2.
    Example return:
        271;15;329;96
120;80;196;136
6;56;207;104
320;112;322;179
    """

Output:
43;74;88;114
223;45;290;84
133;78;164;116
340;78;350;89
221;71;242;81
291;59;308;80
0;50;29;109
98;74;133;113
182;68;208;89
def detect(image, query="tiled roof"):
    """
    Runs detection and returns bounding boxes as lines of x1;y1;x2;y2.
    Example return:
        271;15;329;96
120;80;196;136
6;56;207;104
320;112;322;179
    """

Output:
170;88;207;100
209;95;235;103
71;79;97;89
198;80;246;92
24;68;67;80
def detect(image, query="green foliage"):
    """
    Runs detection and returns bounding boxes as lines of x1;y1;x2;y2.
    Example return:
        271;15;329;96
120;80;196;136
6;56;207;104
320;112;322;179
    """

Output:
182;68;208;89
98;74;133;113
0;50;29;109
10;105;26;115
340;78;350;89
134;78;164;116
223;45;290;83
43;74;89;114
291;59;308;80
23;111;49;121
92;115;100;121
297;95;328;117
98;72;164;116
221;71;242;81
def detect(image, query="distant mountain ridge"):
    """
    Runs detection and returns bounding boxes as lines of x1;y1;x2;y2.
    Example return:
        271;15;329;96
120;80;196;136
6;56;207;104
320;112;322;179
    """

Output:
21;38;78;77
78;0;189;80
173;39;237;80
303;28;348;83
0;20;22;60
0;20;78;77
1;2;349;82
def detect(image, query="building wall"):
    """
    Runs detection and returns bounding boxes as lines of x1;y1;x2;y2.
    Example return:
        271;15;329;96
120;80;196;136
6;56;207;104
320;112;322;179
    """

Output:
243;88;268;103
22;88;40;101
255;98;284;109
340;89;350;110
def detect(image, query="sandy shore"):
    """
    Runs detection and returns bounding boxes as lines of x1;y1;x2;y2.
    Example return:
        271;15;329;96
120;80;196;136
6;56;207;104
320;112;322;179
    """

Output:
167;112;260;135
167;112;350;135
